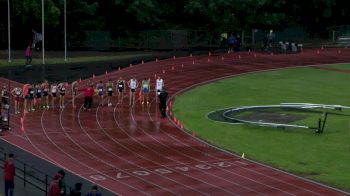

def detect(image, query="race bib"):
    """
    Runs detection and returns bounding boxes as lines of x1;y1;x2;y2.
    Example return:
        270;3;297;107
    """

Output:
118;84;123;88
99;88;103;92
108;88;112;91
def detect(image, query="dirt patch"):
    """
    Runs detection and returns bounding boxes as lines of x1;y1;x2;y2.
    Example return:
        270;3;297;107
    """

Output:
238;111;306;124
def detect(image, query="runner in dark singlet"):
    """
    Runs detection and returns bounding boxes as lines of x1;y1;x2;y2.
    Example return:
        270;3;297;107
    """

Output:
35;81;43;110
28;84;35;112
106;79;113;106
117;77;125;103
58;82;66;109
42;80;49;109
96;81;104;106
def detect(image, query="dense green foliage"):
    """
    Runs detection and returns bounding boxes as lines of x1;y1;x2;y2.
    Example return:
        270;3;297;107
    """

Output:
1;0;350;48
173;65;350;190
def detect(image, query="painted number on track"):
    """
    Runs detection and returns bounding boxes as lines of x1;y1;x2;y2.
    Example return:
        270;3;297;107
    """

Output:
89;175;106;181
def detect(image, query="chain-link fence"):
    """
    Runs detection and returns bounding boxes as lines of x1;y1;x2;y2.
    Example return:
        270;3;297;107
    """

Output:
2;27;350;52
68;27;350;52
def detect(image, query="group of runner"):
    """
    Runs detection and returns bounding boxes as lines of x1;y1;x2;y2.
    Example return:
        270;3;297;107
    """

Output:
9;76;165;114
11;80;68;114
86;76;165;108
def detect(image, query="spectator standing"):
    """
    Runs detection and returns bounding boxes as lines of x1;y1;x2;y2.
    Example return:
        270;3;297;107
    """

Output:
158;88;168;118
227;34;235;53
4;153;15;196
69;182;83;196
48;174;61;196
25;45;32;65
235;35;242;51
86;184;102;196
57;170;67;196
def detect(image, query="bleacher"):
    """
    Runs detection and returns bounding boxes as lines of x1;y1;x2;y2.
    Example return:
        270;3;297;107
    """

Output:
338;34;350;46
278;41;303;53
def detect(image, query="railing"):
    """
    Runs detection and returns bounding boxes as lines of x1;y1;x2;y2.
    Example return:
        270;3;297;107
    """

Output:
0;151;72;195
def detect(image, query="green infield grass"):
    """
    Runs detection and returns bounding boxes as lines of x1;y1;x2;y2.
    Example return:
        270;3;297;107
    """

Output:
173;64;350;191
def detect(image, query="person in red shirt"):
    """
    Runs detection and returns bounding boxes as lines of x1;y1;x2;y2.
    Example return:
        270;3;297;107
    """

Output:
48;173;61;196
80;82;95;111
4;153;15;196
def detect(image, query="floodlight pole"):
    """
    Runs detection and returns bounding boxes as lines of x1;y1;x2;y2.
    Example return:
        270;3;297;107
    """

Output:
64;0;67;61
42;0;45;64
7;0;11;63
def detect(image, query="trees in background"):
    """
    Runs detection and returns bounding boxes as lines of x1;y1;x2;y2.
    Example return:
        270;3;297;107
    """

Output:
2;0;350;49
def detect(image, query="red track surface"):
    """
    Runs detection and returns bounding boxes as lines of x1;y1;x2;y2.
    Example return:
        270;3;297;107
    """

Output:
1;49;350;195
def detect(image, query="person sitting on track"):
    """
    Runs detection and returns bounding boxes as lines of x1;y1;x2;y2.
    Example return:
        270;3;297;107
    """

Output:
11;86;22;115
106;79;113;106
117;77;125;104
141;78;150;105
128;77;138;106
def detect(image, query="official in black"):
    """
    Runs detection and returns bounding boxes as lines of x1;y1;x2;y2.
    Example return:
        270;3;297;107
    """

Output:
158;88;168;118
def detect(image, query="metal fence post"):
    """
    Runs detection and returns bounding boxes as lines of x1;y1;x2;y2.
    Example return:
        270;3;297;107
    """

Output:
24;164;26;187
45;174;48;195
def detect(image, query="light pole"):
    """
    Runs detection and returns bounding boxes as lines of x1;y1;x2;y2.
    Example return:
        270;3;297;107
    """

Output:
42;0;45;64
7;0;11;63
64;0;67;61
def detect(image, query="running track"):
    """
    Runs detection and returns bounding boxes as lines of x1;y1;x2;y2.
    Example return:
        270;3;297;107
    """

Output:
1;48;350;195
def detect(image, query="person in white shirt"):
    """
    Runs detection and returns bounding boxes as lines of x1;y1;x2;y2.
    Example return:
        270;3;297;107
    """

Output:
128;78;138;106
51;81;58;108
11;86;22;114
155;76;164;103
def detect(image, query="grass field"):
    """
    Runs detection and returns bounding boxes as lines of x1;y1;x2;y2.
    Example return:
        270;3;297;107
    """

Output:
173;64;350;191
